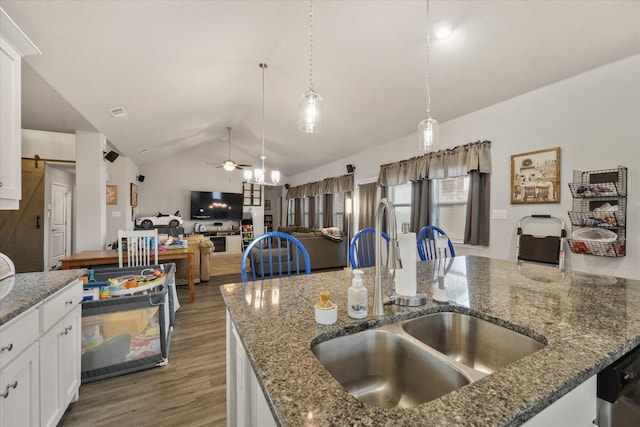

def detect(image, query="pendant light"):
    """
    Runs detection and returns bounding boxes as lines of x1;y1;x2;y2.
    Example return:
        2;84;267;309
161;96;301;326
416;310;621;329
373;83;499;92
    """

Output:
298;0;323;133
244;63;281;186
418;0;439;152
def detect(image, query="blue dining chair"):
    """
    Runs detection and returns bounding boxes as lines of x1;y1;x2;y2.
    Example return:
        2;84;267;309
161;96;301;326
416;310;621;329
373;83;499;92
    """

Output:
349;227;390;269
241;231;311;282
417;225;456;261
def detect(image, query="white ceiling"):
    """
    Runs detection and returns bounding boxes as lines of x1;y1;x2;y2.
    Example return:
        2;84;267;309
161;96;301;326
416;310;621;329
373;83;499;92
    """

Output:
2;1;639;177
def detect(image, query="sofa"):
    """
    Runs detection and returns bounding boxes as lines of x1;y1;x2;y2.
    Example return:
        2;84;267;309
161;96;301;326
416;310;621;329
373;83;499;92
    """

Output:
174;234;214;285
275;226;347;271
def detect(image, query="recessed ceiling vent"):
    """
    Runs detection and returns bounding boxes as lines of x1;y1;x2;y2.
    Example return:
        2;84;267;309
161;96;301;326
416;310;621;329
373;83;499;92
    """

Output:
109;107;128;118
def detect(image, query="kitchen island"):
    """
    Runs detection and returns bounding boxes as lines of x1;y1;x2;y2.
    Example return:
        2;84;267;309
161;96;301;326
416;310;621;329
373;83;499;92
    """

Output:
221;256;640;426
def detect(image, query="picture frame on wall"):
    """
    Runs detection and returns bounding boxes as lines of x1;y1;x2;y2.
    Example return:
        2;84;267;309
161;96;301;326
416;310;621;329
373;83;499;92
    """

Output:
511;147;560;204
106;185;118;205
265;199;271;211
130;183;138;206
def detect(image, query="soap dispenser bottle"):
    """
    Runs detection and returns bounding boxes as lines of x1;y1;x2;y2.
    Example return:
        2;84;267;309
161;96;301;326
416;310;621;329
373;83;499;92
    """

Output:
348;269;368;319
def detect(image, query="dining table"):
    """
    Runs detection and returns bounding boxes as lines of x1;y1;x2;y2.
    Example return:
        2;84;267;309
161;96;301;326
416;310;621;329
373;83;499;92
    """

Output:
60;246;196;302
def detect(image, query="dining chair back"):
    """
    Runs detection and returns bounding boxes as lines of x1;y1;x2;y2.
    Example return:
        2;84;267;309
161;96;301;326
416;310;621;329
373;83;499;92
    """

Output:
241;231;311;282
417;225;456;261
118;229;159;268
349;227;390;269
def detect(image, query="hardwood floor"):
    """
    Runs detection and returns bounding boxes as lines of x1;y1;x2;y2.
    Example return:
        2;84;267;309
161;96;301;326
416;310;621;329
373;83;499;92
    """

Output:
62;270;239;427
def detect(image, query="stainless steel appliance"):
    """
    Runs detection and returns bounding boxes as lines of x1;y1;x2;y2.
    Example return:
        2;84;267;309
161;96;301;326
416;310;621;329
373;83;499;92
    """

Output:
597;344;640;426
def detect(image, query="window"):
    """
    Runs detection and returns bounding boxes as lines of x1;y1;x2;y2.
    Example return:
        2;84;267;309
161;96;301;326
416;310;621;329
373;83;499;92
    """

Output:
302;197;310;227
387;183;411;232
387;177;469;241
315;195;323;229
287;199;295;226
434;176;469;241
333;192;345;231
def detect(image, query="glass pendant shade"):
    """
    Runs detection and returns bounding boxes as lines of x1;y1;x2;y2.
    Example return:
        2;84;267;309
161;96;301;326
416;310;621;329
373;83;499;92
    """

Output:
418;116;439;152
254;168;265;184
298;89;323;133
271;170;280;184
244;170;253;181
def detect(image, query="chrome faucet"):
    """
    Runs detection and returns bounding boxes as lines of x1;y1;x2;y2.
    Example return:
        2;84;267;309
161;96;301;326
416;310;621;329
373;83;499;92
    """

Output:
372;198;402;316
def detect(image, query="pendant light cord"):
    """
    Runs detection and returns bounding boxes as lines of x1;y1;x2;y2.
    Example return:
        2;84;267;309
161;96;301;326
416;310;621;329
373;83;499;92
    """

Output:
260;63;267;170
308;0;314;91
425;0;431;118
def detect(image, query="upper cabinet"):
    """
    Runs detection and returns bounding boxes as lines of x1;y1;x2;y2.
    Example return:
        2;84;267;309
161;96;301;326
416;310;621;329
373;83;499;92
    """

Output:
0;8;40;210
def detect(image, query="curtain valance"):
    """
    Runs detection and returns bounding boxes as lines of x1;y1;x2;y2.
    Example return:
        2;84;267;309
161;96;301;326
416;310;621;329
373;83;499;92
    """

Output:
377;140;491;186
286;173;354;199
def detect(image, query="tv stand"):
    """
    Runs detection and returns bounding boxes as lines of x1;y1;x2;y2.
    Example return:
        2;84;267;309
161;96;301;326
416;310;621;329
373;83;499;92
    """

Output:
196;231;242;255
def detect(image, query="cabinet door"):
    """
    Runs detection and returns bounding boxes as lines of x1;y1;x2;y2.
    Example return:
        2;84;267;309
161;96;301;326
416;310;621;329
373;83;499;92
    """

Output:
0;37;22;208
60;307;81;406
0;342;39;427
40;306;81;427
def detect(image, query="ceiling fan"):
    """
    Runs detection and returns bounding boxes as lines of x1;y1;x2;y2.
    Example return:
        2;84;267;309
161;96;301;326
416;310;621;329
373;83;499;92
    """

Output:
207;126;251;171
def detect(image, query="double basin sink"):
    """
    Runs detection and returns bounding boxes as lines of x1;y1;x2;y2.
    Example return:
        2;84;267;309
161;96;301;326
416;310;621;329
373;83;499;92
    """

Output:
311;312;546;409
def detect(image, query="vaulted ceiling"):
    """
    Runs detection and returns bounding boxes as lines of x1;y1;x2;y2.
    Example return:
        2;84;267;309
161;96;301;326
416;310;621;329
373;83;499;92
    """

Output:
2;1;639;176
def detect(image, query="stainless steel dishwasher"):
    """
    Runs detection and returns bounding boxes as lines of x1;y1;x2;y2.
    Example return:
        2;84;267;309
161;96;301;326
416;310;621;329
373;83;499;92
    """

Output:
597;344;640;427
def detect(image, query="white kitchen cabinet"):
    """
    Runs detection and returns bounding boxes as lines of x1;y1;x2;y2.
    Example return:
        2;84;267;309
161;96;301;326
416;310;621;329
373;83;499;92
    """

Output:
0;308;40;427
522;375;596;427
226;310;277;427
39;282;82;427
0;278;81;427
0;8;40;210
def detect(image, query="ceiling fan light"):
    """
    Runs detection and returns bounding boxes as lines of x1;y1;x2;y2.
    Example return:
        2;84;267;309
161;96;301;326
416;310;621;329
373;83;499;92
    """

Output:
418;116;439;152
223;160;236;171
298;89;323;133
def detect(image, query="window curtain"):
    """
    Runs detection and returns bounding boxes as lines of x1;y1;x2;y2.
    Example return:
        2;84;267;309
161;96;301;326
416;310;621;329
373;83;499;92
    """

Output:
358;182;378;230
323;194;333;227
378;140;491;242
410;180;432;233
377;140;491;185
465;172;490;246
286;174;354;199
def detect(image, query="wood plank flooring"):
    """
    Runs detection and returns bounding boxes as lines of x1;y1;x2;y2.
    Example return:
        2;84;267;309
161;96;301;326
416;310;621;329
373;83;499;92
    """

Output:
61;260;242;427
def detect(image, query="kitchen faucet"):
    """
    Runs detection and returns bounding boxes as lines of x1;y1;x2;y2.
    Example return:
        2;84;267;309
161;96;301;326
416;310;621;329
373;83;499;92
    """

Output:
372;198;402;316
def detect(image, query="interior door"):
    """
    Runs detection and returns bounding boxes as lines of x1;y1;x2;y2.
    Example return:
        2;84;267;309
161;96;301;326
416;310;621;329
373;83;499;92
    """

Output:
0;159;45;272
50;182;67;269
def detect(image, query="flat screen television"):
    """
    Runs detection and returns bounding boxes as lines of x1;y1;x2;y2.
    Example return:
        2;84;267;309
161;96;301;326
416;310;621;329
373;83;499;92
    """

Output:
190;191;243;220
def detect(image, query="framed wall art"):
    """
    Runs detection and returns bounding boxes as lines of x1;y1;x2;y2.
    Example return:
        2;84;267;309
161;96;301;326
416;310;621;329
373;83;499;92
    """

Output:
511;147;560;204
106;185;118;205
130;183;138;207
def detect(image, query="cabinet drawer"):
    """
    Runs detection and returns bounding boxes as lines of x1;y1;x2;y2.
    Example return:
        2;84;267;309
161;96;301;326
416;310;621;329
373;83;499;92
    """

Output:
0;308;39;370
41;280;82;333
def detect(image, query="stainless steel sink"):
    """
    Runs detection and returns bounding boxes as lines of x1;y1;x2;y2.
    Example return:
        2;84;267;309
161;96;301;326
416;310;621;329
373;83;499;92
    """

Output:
311;329;470;408
311;312;546;408
402;312;546;374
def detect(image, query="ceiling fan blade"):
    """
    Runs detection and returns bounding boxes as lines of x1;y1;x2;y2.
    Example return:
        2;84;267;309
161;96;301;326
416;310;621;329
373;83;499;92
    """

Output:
237;163;252;168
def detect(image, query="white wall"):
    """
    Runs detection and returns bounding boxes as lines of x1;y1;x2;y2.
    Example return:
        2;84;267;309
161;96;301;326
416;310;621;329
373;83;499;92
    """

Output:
287;54;640;280
105;155;138;245
75;130;107;251
137;142;263;235
22;129;75;160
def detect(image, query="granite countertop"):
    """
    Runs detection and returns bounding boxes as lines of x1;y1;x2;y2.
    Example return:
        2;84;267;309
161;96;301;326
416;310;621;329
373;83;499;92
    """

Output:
221;256;640;426
0;269;86;325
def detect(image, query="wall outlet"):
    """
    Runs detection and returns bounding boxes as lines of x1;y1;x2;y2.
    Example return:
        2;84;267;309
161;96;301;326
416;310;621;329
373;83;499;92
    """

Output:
492;209;507;220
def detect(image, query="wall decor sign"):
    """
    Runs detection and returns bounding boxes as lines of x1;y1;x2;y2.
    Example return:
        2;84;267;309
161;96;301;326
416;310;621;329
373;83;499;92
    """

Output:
130;183;138;207
106;185;118;205
511;147;560;204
